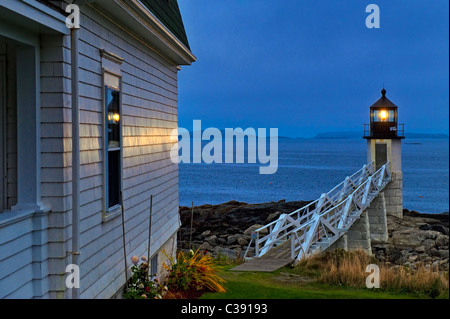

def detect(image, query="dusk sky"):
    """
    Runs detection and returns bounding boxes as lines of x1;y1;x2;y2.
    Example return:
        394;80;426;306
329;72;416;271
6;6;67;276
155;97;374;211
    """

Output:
177;0;449;138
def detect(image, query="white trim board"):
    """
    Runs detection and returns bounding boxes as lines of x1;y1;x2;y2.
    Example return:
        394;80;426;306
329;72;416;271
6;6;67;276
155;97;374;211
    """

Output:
0;0;68;35
0;56;5;211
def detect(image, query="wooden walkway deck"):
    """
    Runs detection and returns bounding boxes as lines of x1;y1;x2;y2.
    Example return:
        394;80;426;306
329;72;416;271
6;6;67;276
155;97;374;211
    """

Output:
231;240;294;272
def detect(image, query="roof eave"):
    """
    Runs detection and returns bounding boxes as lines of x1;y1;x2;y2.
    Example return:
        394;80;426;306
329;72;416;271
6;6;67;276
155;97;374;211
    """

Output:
369;98;398;109
91;0;196;66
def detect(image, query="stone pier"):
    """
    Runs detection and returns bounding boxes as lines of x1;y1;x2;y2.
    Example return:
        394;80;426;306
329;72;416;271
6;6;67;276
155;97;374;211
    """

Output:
328;175;401;255
367;192;389;244
383;171;403;219
347;211;372;255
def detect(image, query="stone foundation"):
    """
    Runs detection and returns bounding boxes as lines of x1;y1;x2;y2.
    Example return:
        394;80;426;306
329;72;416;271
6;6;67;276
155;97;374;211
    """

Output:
367;192;389;244
347;211;372;255
155;233;178;278
329;234;348;251
384;171;403;219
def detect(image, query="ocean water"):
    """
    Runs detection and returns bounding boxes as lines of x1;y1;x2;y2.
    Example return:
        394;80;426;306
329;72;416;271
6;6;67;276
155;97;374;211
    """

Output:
179;138;449;214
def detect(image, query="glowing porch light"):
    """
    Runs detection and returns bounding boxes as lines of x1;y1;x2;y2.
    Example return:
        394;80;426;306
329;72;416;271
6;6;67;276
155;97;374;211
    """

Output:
108;112;120;123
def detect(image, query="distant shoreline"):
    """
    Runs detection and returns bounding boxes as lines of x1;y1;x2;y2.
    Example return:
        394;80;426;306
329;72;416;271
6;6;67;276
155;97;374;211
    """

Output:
180;200;449;216
185;130;449;140
313;132;449;140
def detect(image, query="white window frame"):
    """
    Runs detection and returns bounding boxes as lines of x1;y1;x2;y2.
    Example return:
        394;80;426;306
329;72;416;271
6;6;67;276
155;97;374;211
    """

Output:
102;68;124;222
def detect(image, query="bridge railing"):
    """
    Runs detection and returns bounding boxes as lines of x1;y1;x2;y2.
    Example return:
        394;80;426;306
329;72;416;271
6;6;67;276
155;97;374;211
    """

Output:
244;162;376;259
290;162;391;261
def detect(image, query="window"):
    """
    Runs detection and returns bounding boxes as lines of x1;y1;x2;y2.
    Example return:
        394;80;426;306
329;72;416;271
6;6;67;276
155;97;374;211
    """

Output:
104;71;122;212
151;254;158;276
372;110;396;122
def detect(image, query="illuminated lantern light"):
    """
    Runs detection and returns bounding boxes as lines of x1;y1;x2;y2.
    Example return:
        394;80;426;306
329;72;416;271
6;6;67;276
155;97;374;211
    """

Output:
108;112;121;123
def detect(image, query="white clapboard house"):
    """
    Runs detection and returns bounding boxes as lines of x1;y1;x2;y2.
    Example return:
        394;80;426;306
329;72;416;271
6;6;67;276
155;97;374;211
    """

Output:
0;0;195;298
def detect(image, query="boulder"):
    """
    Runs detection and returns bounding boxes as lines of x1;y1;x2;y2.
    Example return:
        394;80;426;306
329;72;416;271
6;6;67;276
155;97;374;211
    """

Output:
438;250;449;259
205;235;218;246
199;242;214;252
217;237;227;245
391;229;424;248
422;239;436;253
244;224;268;236
414;246;426;254
436;234;449;247
214;247;238;260
227;234;240;245
265;211;282;223
419;224;447;235
201;230;211;237
238;237;249;246
430;248;441;258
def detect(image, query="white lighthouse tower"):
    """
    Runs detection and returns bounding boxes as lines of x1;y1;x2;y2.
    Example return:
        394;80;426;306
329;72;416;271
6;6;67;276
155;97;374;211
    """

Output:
364;88;405;219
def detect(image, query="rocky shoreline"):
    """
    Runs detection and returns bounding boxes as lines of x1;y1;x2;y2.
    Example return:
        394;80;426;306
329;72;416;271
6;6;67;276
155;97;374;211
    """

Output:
178;200;449;271
374;209;449;271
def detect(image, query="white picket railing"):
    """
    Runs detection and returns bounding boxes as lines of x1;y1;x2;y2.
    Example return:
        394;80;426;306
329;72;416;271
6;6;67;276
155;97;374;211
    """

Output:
244;162;391;261
290;162;391;260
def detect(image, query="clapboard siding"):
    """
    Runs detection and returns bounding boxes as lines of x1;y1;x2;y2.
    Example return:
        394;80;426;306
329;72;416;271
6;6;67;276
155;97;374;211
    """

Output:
79;176;178;259
0;232;33;263
82;12;178;81
40;34;73;299
69;7;181;298
79;19;177;86
0;212;48;298
1;2;185;298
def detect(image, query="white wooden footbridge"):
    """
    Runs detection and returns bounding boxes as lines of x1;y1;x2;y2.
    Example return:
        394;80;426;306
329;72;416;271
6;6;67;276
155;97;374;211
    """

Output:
234;162;392;271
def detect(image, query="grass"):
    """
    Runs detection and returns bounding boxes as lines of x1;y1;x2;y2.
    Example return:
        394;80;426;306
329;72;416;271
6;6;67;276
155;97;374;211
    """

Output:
200;251;449;300
200;265;424;299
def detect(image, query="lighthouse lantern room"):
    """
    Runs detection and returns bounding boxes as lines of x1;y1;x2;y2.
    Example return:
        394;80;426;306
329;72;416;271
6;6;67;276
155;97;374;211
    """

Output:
364;88;405;171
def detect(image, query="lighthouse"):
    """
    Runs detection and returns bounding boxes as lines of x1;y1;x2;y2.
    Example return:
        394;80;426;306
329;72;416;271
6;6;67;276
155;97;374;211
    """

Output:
364;88;405;219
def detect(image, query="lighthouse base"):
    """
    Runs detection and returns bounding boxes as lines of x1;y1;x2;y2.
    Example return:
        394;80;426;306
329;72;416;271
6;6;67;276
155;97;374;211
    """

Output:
384;171;403;219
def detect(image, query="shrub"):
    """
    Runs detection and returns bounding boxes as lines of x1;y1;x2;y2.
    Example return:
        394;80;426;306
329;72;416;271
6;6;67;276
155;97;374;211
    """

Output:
380;264;449;298
162;249;226;295
294;249;449;298
123;256;168;299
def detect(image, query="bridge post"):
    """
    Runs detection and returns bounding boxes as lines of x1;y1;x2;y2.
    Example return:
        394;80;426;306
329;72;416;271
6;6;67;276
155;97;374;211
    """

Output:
367;191;389;243
383;170;403;219
346;211;372;255
328;234;348;252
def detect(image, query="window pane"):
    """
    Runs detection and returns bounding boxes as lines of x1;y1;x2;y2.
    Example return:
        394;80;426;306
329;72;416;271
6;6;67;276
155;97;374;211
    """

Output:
373;110;380;122
372;110;394;122
388;110;395;122
108;150;121;208
151;254;158;276
106;87;121;149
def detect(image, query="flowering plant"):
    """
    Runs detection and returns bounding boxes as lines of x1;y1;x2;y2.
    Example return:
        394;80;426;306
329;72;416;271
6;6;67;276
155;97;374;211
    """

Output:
123;256;168;299
162;249;226;294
